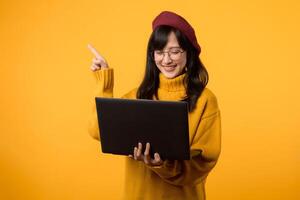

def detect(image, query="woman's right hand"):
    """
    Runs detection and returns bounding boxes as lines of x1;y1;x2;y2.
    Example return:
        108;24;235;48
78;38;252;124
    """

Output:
88;44;109;71
129;142;163;167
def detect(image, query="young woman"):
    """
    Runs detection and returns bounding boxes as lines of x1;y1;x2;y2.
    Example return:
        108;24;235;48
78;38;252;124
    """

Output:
88;11;221;200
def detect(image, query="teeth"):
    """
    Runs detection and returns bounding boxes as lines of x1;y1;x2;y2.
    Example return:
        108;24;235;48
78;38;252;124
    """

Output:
164;65;176;68
164;65;176;72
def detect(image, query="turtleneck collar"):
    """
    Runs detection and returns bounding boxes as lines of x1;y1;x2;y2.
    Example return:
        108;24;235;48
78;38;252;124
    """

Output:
156;72;187;101
158;72;186;92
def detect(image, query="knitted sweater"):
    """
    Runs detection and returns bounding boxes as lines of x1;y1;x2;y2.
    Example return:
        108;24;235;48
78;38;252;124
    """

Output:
88;68;221;200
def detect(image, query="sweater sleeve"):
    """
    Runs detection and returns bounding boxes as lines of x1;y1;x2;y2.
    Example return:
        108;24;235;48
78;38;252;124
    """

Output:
146;97;222;186
88;68;114;140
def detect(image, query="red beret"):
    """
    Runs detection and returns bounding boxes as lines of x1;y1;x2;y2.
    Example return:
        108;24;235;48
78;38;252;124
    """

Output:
152;11;201;55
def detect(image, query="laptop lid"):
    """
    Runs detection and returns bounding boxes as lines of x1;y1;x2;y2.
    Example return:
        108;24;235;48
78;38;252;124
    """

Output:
95;97;190;160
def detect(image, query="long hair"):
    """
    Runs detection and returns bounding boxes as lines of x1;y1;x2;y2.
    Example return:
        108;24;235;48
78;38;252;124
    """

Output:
137;25;209;112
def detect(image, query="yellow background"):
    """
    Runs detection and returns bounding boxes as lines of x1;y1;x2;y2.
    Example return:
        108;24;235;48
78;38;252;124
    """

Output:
1;0;299;199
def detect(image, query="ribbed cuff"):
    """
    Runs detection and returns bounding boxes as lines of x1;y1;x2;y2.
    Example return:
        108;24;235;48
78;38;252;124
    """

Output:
95;68;114;88
93;68;114;97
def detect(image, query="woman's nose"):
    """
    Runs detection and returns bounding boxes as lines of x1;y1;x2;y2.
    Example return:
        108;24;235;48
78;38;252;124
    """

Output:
161;53;172;64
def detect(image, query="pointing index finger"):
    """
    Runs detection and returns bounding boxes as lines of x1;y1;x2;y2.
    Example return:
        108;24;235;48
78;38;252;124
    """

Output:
87;44;102;59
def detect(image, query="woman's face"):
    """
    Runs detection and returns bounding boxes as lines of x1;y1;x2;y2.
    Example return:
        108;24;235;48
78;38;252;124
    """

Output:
154;31;187;79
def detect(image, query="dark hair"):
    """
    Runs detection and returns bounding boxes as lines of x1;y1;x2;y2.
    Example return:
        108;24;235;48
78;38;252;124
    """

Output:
136;25;209;112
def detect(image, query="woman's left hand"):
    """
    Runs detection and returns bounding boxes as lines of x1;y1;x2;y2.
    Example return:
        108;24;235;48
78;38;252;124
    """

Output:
129;142;163;167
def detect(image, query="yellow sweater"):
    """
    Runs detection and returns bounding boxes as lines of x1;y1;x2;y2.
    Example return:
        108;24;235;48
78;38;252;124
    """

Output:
88;68;221;200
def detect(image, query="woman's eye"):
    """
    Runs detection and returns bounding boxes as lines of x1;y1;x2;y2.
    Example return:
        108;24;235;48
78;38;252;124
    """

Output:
170;51;180;55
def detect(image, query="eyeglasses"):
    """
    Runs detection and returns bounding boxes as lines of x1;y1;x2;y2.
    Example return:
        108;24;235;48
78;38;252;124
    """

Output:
153;47;185;61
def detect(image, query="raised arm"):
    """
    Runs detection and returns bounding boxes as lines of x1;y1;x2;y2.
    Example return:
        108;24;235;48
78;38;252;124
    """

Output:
87;44;114;140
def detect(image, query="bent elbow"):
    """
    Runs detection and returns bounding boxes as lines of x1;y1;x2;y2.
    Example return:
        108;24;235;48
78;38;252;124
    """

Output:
89;130;100;141
88;121;100;141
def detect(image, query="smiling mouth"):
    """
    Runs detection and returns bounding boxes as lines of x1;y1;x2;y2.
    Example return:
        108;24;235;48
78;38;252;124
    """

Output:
163;65;176;72
163;65;176;68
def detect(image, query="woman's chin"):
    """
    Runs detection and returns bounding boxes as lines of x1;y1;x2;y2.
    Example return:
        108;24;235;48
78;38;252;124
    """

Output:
161;71;177;79
159;66;176;78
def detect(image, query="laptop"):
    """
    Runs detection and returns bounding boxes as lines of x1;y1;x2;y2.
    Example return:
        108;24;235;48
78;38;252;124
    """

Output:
95;97;190;160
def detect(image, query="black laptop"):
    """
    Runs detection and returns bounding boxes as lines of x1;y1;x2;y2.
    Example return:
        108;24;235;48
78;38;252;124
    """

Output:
95;97;190;160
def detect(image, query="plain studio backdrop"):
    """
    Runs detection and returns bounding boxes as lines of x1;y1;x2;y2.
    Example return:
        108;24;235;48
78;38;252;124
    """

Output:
0;0;299;199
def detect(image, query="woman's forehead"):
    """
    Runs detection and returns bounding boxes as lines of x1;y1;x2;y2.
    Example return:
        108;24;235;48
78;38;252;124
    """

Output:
163;32;180;49
152;30;182;50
